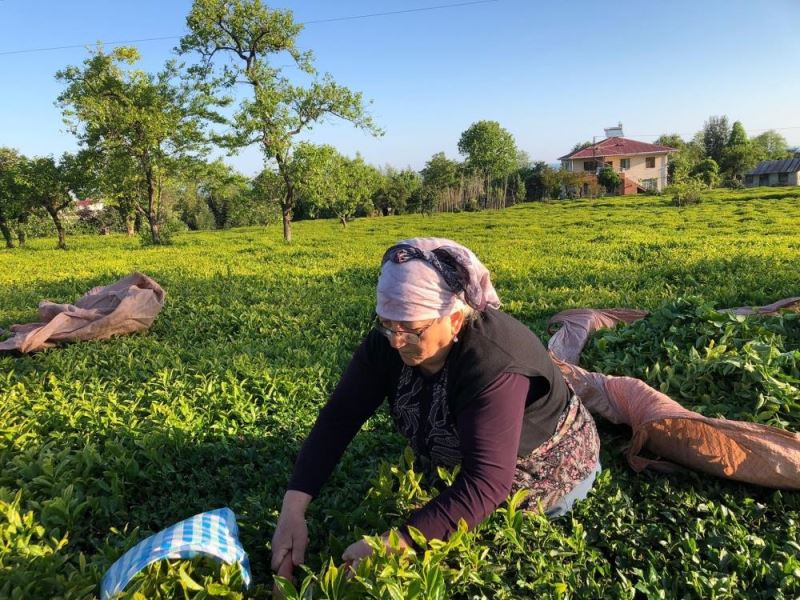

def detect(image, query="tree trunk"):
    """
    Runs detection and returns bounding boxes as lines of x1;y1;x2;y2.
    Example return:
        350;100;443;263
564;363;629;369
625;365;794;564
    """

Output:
340;215;347;228
0;217;13;248
282;202;292;242
16;228;26;248
147;171;161;244
126;215;135;237
207;196;227;229
46;206;66;249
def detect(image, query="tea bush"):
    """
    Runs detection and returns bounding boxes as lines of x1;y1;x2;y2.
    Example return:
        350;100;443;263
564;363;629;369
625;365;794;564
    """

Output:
1;190;799;598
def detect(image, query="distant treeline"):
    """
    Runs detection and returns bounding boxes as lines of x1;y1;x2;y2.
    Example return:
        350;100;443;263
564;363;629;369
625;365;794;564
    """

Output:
1;0;797;247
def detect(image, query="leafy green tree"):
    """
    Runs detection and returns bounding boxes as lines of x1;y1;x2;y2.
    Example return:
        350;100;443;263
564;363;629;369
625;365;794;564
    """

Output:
508;172;526;205
571;141;593;153
193;159;250;229
690;158;721;188
752;130;792;161
457;120;517;208
57;47;213;244
597;166;621;194
373;168;420;215
421;152;459;191
722;121;756;183
656;133;705;185
702;115;730;165
179;0;381;241
81;146;142;236
292;144;380;226
523;162;560;201
0;148;30;248
23;153;92;249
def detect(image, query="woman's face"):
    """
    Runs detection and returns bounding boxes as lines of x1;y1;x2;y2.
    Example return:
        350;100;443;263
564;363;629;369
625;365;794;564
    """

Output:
378;311;464;370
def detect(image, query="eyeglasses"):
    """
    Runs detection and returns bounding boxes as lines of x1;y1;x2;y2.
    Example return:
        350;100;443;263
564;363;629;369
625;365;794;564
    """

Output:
374;318;436;345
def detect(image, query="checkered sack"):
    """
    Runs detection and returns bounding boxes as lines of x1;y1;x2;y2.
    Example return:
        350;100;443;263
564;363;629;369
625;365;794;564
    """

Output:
100;507;251;599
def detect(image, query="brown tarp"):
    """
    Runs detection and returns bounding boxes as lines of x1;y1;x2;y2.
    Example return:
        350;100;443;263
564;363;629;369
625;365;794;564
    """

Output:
547;300;800;490
0;272;165;353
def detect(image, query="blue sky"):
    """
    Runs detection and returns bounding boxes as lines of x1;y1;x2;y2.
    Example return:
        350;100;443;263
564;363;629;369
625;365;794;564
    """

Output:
1;0;798;175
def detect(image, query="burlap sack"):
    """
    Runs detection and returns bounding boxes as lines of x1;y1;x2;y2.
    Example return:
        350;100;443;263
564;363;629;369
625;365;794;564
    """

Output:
547;300;800;489
0;272;165;353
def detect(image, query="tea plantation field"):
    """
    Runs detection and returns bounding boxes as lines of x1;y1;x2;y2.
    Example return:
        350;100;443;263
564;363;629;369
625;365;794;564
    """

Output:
2;189;800;599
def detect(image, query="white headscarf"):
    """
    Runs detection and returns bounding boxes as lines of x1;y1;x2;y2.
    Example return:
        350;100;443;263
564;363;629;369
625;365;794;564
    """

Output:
376;237;501;321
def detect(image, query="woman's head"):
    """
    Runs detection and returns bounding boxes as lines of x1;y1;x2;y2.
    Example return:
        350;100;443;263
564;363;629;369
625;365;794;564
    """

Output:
375;237;499;368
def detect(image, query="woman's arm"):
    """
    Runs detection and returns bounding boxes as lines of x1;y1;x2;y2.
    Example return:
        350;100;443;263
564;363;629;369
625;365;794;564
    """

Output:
272;331;393;582
402;372;529;541
287;330;392;496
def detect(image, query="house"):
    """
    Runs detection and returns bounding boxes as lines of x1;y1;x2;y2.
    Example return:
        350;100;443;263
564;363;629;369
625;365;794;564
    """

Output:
559;127;676;195
75;197;105;212
744;158;800;187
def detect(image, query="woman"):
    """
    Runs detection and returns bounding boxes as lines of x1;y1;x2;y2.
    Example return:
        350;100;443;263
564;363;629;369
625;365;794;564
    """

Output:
271;237;601;578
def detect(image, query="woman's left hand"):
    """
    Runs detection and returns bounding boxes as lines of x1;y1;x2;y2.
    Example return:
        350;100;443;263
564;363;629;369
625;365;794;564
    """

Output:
342;532;410;570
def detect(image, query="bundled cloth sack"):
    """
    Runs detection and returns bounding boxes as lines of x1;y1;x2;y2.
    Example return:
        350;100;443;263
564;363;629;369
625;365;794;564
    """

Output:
0;272;165;353
547;299;800;490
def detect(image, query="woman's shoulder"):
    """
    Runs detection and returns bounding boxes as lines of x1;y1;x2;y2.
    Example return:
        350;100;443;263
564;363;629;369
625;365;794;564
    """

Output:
468;309;543;348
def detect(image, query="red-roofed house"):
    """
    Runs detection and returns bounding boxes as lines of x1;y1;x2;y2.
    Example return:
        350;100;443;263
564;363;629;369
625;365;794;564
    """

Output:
559;130;676;195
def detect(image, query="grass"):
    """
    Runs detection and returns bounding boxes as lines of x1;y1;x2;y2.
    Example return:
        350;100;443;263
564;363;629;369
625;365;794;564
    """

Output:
1;189;800;598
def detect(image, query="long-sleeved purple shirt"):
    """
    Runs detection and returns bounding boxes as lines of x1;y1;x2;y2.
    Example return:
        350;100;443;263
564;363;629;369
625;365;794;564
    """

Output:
288;333;548;541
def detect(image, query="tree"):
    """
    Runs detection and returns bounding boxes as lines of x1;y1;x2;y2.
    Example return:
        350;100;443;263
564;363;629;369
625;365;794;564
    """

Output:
23;153;91;249
752;130;792;161
292;144;380;227
507;172;526;205
597;166;621;194
571;141;593;153
690;158;721;188
0;148;30;248
656;133;704;185
457;120;517;208
82;146;142;236
702;115;730;165
523;162;560;201
722;121;756;183
179;0;381;242
339;156;382;223
195;159;249;229
57;47;214;244
373;168;420;216
421;152;459;191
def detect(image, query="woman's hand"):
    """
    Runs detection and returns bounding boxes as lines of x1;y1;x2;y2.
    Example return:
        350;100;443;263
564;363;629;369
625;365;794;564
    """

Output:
341;531;410;570
271;491;312;580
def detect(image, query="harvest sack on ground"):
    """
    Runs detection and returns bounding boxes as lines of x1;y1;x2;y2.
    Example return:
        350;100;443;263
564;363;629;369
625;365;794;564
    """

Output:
547;299;800;490
0;272;166;353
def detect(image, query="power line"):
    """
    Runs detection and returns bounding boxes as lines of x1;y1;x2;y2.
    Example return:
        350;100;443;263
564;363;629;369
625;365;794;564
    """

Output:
303;0;498;24
0;36;179;57
0;0;499;57
624;126;800;139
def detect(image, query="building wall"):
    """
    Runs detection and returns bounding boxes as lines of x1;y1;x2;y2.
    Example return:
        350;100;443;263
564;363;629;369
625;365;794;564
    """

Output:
745;171;800;187
565;153;669;192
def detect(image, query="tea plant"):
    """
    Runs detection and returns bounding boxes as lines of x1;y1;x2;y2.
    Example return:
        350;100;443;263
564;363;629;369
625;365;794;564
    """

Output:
1;189;799;598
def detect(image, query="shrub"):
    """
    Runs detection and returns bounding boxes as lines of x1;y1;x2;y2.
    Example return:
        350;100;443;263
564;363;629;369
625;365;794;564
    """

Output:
667;178;707;206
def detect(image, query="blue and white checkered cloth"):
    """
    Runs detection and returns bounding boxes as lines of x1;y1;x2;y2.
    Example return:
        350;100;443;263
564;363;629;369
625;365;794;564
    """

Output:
100;507;251;599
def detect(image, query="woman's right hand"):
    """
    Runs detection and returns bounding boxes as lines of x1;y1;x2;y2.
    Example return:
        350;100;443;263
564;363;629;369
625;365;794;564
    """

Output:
270;491;312;580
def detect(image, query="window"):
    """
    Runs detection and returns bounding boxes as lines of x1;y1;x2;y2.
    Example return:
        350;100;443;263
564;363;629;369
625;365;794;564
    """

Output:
645;156;656;168
605;161;613;168
745;174;754;185
641;178;658;191
620;158;630;170
778;173;788;185
759;174;769;185
583;161;598;172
